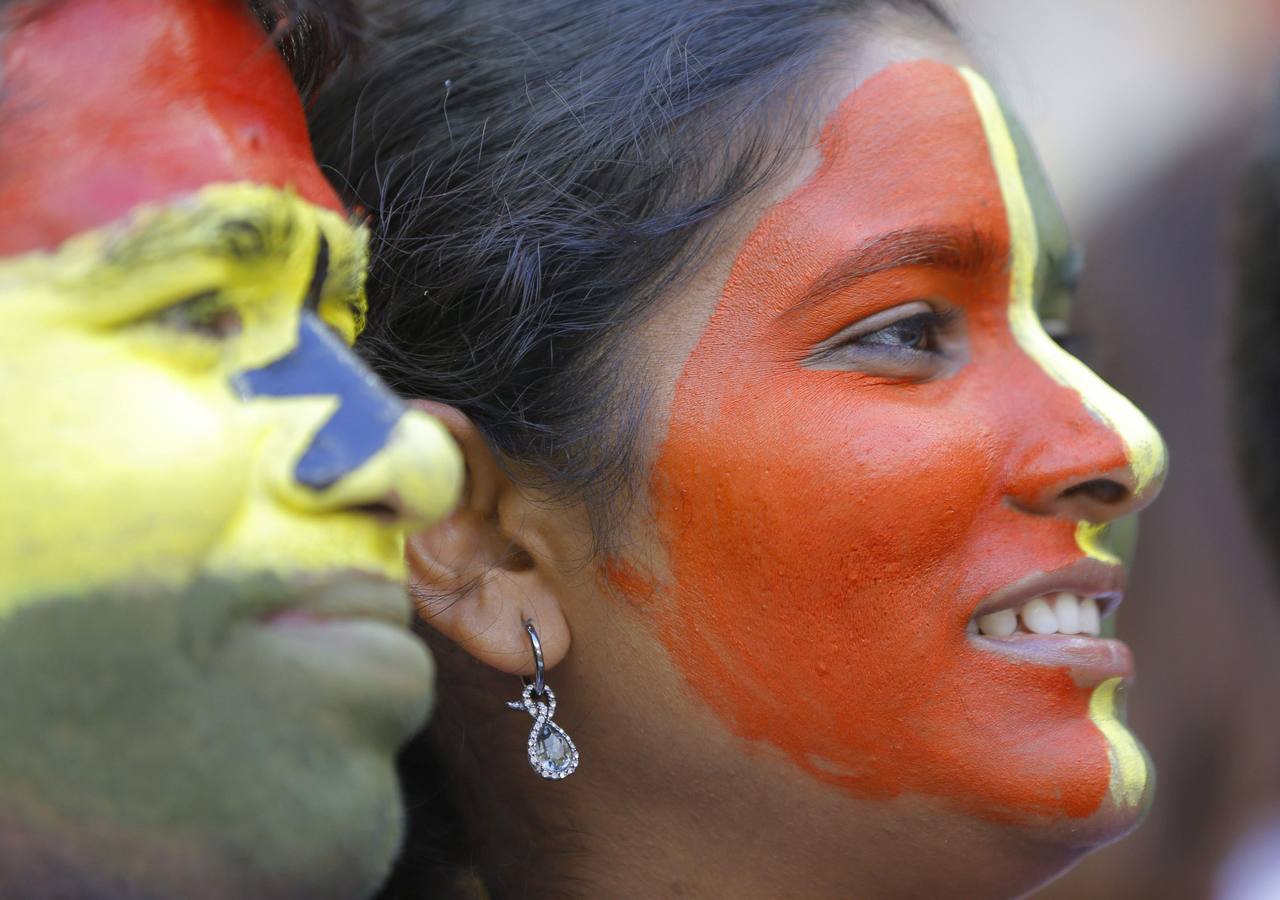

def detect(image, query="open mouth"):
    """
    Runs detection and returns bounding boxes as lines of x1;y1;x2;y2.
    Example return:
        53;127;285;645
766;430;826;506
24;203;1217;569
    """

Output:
966;559;1133;684
967;591;1121;638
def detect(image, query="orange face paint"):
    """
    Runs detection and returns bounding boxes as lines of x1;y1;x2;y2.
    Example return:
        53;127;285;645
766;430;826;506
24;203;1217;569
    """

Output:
0;0;343;257
645;61;1152;824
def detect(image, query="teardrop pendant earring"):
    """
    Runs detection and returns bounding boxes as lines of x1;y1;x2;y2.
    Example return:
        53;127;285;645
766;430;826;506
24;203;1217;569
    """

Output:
506;620;580;780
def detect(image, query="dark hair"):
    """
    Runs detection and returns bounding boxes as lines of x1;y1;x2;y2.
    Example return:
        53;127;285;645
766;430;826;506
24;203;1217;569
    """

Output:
311;0;952;535
1231;86;1280;572
251;0;363;101
312;4;956;893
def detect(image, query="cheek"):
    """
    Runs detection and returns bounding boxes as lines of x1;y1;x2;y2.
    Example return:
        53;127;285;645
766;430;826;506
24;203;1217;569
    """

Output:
651;368;996;706
0;333;249;606
649;364;1108;823
655;370;999;625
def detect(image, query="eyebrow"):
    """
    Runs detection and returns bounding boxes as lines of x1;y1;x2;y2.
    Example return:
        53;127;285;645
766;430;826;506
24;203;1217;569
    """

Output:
786;226;1011;317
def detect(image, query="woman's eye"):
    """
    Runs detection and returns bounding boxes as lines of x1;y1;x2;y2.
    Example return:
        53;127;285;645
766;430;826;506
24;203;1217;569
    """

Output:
807;303;961;379
855;312;939;352
145;290;243;339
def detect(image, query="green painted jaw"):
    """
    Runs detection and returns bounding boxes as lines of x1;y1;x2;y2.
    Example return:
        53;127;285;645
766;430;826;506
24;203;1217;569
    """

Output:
0;578;427;898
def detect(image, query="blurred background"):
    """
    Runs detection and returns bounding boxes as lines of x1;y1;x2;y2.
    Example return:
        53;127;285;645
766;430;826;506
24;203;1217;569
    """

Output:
940;1;1280;897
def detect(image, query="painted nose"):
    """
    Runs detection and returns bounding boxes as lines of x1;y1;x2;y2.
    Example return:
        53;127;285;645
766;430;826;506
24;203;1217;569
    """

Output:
235;311;462;528
1005;383;1167;524
1009;461;1153;523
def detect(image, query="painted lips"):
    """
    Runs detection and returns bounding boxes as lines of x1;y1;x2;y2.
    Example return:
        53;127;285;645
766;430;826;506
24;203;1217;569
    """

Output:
257;573;414;630
233;572;432;741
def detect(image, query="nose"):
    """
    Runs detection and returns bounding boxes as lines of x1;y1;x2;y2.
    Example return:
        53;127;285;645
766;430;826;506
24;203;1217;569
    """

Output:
1004;362;1167;525
235;311;462;528
1008;461;1153;523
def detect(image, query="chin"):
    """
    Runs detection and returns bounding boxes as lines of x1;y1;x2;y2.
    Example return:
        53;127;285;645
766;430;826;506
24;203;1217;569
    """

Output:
903;686;1156;896
0;583;419;899
0;782;404;900
972;729;1155;898
1029;680;1156;852
1028;745;1155;855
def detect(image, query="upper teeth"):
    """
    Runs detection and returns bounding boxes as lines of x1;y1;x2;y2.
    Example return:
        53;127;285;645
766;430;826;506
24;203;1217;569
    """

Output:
971;593;1103;638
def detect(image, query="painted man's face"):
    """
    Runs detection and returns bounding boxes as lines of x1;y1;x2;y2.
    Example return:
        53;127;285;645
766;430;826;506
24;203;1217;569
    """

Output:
649;61;1166;843
0;1;461;896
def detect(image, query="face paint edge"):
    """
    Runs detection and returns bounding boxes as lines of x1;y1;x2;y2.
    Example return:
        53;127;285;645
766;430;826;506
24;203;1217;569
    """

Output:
1088;677;1150;812
957;67;1168;545
959;66;1154;816
1075;522;1121;566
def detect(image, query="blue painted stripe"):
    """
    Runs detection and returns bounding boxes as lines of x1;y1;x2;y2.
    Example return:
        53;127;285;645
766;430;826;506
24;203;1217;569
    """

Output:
234;312;404;490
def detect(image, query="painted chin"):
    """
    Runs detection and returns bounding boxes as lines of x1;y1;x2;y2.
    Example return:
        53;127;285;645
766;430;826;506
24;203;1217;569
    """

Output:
1083;676;1155;843
961;612;1151;845
1017;678;1154;851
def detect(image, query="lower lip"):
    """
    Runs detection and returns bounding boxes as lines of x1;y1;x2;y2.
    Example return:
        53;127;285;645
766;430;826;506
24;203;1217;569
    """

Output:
257;603;429;675
242;581;434;730
260;614;429;680
970;634;1134;687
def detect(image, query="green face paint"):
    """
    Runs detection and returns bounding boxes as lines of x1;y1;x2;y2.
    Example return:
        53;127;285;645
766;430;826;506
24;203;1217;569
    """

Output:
0;579;432;897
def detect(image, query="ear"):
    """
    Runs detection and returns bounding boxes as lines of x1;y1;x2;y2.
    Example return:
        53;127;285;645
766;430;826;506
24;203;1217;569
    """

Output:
404;400;570;677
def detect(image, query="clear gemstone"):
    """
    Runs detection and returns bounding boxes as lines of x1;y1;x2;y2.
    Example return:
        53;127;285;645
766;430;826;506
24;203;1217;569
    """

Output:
533;724;576;776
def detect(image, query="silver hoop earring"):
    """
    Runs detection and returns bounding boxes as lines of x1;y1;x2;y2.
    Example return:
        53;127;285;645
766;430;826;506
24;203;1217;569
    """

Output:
506;620;579;780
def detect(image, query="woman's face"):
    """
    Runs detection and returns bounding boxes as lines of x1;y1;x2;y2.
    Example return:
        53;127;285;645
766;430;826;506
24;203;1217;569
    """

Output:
605;53;1166;855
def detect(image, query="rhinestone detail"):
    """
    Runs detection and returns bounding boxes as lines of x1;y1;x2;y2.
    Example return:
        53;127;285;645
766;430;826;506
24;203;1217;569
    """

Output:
506;683;579;780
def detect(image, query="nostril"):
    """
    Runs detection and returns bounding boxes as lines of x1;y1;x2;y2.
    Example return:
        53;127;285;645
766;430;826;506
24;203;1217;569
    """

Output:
1062;478;1130;506
348;500;402;524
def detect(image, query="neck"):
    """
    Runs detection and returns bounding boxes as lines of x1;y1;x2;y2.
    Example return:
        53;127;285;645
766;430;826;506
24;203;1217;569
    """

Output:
393;637;1077;899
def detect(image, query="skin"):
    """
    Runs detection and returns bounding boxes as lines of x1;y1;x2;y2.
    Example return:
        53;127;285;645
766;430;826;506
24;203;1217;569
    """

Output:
0;1;462;897
406;17;1166;900
648;58;1163;828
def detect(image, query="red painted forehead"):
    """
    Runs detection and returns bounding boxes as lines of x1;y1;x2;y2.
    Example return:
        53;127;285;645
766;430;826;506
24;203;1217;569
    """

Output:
735;59;1008;331
0;0;343;256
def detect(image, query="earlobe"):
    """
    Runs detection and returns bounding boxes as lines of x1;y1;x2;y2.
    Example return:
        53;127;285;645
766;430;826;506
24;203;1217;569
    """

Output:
404;400;570;677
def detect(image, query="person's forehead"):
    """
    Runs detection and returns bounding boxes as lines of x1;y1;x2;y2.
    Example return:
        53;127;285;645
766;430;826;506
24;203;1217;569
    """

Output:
773;43;1072;277
716;25;979;243
0;0;345;256
817;7;970;116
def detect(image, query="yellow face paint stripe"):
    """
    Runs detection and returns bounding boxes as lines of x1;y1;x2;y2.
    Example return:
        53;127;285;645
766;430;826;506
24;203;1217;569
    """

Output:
1075;522;1121;567
960;67;1153;812
958;68;1167;566
1088;677;1150;811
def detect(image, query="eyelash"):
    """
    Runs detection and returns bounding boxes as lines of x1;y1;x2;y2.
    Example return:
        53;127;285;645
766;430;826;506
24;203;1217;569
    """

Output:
851;308;959;354
145;290;243;340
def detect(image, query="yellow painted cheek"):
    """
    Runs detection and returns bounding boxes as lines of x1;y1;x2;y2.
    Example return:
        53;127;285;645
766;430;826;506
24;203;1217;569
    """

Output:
204;401;463;581
0;328;249;612
0;184;414;616
205;508;409;583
